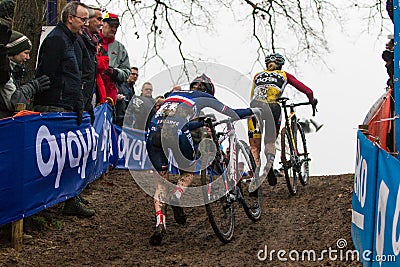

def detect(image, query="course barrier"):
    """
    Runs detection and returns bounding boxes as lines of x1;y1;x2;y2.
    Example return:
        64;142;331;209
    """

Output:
352;131;400;266
0;104;152;226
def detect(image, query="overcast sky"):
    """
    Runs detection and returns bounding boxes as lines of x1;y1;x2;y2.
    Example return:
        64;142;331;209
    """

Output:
86;0;392;175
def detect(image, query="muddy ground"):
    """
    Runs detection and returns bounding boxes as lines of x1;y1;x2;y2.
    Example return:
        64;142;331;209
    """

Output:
0;170;361;266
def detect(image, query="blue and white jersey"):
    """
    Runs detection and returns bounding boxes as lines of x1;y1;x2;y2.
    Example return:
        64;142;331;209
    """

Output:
149;90;252;131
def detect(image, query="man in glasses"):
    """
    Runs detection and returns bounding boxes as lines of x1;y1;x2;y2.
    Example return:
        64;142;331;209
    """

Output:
34;1;88;122
97;12;130;107
34;1;95;218
115;66;139;126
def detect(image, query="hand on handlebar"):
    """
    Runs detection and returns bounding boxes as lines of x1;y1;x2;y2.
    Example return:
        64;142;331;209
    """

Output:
203;117;215;128
311;98;318;116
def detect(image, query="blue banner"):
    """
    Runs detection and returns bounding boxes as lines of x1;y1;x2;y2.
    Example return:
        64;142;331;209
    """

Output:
352;131;379;267
113;125;153;170
0;104;113;225
371;149;400;266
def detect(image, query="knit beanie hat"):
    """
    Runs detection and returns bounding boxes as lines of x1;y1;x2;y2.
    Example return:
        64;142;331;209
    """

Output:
6;30;31;56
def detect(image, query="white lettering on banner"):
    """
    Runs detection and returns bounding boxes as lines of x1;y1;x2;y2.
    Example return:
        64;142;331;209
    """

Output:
67;131;81;169
36;125;99;189
117;131;148;169
36;126;66;187
354;139;368;208
376;181;389;265
392;185;400;256
101;111;113;162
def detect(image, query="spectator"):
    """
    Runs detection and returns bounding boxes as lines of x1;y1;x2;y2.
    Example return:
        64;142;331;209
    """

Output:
386;0;393;23
0;22;10;85
33;1;95;217
382;35;394;89
141;81;153;97
97;12;130;106
124;81;155;130
115;66;138;126
0;0;15;27
77;4;104;124
0;31;50;118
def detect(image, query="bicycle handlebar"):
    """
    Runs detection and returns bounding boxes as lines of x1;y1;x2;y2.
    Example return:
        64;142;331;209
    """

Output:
276;97;318;116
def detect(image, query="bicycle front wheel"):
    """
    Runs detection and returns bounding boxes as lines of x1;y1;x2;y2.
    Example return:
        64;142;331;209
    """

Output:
281;127;298;195
237;140;262;221
295;123;309;186
201;164;235;243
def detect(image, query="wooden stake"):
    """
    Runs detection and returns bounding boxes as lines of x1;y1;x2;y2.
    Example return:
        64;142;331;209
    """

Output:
12;219;23;251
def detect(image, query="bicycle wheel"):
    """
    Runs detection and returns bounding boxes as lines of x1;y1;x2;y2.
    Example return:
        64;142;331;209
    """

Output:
237;140;262;221
201;162;235;243
280;127;298;195
295;122;309;186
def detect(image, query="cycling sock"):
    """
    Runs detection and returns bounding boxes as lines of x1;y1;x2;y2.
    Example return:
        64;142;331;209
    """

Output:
155;210;166;228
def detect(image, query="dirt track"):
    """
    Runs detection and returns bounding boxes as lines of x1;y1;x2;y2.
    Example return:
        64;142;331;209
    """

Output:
0;170;361;266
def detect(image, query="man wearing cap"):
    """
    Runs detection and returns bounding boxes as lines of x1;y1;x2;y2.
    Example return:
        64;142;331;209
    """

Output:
0;30;50;118
97;12;130;106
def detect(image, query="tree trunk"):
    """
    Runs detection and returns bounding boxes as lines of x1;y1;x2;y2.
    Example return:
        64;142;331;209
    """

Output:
13;0;46;80
57;0;66;19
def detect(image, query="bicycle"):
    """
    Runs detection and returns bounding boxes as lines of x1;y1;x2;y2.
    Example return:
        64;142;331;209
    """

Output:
200;115;262;243
277;97;317;196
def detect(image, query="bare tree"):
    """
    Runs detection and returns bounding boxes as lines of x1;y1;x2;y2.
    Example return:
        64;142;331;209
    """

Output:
348;0;392;35
93;0;347;75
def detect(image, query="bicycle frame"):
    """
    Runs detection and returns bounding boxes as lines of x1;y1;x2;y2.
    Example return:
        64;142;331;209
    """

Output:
278;97;313;195
280;98;311;155
201;115;262;242
205;118;254;201
206;118;237;197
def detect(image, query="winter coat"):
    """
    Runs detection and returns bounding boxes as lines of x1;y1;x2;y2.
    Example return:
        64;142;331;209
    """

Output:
34;21;83;112
97;32;130;104
0;60;41;118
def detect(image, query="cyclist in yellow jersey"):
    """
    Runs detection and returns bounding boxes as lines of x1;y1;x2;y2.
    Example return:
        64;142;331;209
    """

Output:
248;53;317;186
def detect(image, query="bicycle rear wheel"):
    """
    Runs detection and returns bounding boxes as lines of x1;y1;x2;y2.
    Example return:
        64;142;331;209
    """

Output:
201;163;235;243
237;140;262;221
295;123;309;186
280;127;298;195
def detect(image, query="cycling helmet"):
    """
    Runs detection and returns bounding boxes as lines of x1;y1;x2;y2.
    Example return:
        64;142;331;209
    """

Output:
265;53;285;66
190;73;215;96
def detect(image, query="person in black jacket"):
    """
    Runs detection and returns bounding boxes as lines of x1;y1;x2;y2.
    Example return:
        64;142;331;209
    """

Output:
115;66;138;126
34;1;88;126
34;1;95;218
79;5;103;121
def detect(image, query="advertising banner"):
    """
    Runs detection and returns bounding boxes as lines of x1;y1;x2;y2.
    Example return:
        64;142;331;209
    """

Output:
0;104;113;225
352;131;379;266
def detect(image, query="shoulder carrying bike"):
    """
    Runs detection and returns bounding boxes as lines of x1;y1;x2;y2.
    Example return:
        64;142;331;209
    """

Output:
277;97;317;196
200;115;262;243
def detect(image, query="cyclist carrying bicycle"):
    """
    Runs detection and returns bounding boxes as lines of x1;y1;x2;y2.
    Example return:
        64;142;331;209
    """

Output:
146;74;257;245
248;53;317;186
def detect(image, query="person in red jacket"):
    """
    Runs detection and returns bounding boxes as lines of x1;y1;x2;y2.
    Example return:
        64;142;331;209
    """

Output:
248;53;317;186
97;12;130;106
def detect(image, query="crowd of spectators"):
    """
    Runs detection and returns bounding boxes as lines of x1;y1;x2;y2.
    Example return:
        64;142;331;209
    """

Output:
0;1;173;219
